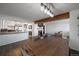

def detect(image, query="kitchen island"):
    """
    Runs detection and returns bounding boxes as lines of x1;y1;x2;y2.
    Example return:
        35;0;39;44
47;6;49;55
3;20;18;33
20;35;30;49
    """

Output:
0;32;29;46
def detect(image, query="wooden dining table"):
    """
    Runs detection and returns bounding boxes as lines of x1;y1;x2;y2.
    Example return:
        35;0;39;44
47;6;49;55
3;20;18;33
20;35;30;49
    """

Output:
24;36;69;56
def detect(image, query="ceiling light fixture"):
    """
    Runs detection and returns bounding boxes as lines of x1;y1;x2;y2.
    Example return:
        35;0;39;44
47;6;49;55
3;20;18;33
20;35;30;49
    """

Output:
44;6;48;13
41;3;44;11
41;3;54;17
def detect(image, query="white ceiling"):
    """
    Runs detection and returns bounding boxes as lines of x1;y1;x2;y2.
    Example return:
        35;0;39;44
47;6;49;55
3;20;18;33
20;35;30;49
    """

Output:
0;3;79;22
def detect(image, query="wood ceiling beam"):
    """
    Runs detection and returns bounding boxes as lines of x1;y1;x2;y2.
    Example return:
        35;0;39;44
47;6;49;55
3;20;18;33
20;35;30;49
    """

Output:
34;12;69;23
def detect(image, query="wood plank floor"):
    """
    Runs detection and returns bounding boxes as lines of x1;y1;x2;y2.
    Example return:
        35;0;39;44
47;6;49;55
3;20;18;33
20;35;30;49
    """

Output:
0;40;24;56
24;36;69;56
0;36;69;56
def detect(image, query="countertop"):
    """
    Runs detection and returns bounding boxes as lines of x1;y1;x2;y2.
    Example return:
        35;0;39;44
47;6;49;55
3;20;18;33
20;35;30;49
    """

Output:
0;32;28;35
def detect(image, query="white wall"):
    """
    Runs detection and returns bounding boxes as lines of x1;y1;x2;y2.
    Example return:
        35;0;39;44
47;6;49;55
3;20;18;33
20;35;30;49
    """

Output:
32;23;38;36
45;19;69;34
70;9;79;51
0;15;33;32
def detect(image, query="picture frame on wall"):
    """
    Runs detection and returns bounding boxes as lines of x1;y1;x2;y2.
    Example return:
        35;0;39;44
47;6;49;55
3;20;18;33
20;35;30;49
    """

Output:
28;25;32;29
